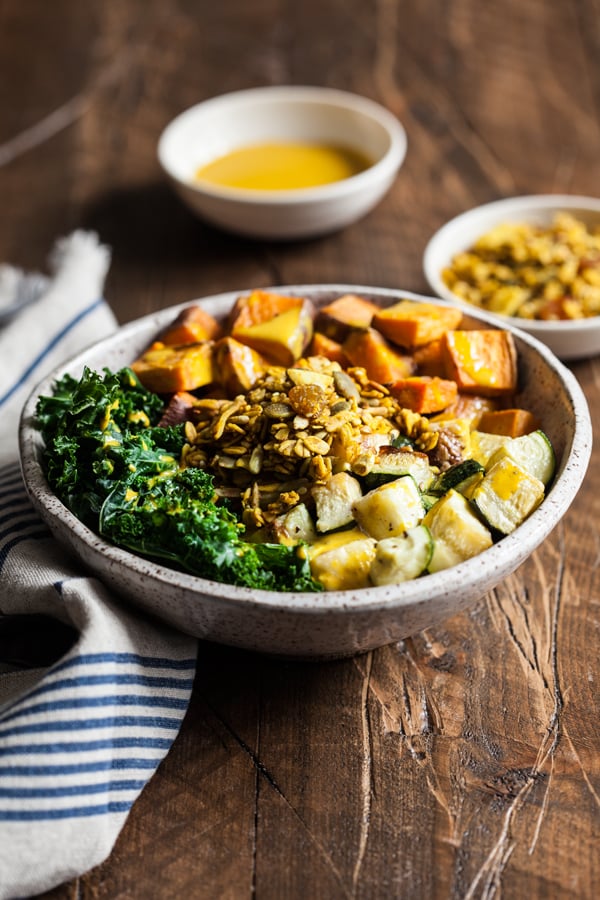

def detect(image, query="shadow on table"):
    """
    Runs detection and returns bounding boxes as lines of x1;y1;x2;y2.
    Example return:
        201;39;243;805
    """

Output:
80;181;321;274
184;638;355;735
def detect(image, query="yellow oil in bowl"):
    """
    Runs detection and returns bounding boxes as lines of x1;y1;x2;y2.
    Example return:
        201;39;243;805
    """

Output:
194;141;373;191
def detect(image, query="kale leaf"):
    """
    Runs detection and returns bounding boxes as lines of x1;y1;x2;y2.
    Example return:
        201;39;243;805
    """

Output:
99;467;319;592
36;367;174;526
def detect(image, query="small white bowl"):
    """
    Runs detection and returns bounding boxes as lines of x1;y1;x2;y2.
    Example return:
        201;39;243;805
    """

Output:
423;194;600;361
157;86;407;240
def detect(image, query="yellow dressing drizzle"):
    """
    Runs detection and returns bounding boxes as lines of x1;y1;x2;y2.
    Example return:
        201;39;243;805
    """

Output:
451;332;498;387
487;463;521;500
303;528;367;560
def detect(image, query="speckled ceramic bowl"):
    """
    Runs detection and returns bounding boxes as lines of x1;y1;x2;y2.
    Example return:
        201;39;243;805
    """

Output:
19;286;592;659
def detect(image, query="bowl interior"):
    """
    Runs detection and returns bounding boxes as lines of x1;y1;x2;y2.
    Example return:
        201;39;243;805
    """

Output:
158;87;405;194
424;194;600;302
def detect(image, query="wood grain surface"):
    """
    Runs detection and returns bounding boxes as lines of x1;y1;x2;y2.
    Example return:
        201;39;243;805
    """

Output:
1;1;599;897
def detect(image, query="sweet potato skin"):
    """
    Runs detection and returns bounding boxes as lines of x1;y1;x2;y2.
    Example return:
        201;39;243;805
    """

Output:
214;337;266;397
373;300;463;348
159;305;222;345
441;329;517;396
388;376;458;414
343;328;415;384
315;294;379;342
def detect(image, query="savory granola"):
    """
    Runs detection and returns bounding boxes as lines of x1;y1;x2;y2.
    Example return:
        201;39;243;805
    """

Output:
180;355;437;526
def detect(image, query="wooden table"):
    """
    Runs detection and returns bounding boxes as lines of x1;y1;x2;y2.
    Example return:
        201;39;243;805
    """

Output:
1;2;599;897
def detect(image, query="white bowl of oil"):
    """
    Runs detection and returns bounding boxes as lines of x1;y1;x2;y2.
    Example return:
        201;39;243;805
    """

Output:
157;86;407;240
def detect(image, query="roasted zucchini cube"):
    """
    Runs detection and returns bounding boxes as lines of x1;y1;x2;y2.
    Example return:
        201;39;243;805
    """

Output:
352;474;425;540
485;430;555;486
308;531;377;591
361;447;435;493
424;489;493;572
471;457;545;534
271;503;318;546
369;526;433;585
312;472;363;533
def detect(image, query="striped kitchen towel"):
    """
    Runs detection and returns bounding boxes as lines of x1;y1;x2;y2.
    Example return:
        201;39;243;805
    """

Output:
0;233;198;899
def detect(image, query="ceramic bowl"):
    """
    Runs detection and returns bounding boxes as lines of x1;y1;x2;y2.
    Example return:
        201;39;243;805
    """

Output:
157;86;407;240
423;194;600;361
19;286;592;659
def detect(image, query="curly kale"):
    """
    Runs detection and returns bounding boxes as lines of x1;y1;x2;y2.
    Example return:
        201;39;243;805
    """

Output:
36;367;321;592
99;467;319;591
36;367;176;526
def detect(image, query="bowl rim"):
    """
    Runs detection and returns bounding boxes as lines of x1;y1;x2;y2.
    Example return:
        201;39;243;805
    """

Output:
423;193;600;331
19;284;593;617
157;85;407;206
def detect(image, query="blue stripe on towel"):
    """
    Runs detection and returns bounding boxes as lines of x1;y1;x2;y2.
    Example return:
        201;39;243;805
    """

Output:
0;297;106;409
0;496;34;513
0;779;146;799
1;693;190;724
51;652;197;672
0;758;161;776
19;674;196;708
0;801;133;820
0;737;174;755
0;715;181;738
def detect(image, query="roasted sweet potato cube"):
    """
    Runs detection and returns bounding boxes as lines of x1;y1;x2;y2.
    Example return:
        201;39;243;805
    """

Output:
309;332;349;366
477;408;541;437
315;294;379;342
441;330;517;396
214;337;266;397
343;328;415;384
228;290;313;330
159;305;222;345
131;341;214;393
232;302;314;366
389;376;458;414
373;300;463;348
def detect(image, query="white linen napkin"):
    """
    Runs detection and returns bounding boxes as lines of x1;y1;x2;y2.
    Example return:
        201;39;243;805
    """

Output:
0;233;197;900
